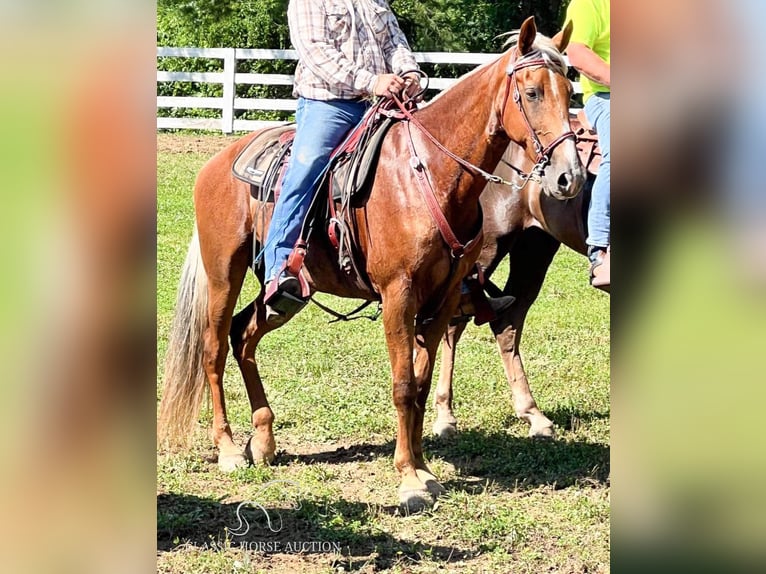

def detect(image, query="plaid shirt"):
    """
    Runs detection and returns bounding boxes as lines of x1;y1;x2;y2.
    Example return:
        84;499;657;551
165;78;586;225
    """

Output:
288;0;419;100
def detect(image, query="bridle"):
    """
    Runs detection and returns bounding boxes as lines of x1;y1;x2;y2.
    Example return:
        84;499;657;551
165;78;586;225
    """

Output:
388;48;575;192
376;47;576;258
499;49;576;186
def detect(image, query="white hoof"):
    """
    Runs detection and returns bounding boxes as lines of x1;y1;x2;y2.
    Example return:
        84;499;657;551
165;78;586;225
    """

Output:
432;420;458;439
245;436;276;465
528;421;555;439
416;469;446;499
218;452;248;473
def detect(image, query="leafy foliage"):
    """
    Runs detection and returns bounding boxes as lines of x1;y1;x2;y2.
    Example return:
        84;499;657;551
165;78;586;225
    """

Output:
157;0;567;53
157;0;569;122
391;0;568;52
158;0;290;50
158;0;293;121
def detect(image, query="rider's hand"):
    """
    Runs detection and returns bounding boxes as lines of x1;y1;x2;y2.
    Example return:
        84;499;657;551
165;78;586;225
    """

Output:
402;72;423;102
372;73;406;98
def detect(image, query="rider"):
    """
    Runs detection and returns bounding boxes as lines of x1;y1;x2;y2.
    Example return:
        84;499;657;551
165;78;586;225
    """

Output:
263;0;421;321
565;0;610;290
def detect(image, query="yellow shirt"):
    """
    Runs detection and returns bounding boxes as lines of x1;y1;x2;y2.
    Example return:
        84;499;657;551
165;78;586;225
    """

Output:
565;0;610;102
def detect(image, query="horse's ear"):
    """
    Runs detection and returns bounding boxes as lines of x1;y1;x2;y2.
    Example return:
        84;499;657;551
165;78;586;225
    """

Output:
553;20;573;53
518;16;537;55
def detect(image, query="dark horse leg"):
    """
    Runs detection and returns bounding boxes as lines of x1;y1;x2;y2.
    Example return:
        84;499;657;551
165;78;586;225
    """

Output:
433;228;561;438
491;228;561;437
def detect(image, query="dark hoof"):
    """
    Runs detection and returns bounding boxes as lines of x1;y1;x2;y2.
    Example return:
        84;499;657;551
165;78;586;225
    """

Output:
399;488;434;515
244;436;276;465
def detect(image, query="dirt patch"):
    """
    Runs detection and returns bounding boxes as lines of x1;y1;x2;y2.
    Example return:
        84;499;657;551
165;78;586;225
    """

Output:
158;132;242;156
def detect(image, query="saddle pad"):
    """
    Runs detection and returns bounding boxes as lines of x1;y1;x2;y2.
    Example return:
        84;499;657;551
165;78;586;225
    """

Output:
231;111;398;210
232;123;296;187
329;115;396;206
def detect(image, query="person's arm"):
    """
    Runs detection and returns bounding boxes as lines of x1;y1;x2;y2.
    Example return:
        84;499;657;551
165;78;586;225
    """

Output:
379;9;418;74
288;0;376;93
377;4;421;97
567;41;610;87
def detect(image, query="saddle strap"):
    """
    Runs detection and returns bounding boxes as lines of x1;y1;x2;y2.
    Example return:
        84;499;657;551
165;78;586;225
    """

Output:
404;122;483;259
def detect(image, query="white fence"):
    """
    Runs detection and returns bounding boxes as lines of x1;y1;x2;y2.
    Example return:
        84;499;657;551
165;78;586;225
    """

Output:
157;47;580;134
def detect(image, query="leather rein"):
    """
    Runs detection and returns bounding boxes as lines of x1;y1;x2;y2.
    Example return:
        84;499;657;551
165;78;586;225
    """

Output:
385;49;575;259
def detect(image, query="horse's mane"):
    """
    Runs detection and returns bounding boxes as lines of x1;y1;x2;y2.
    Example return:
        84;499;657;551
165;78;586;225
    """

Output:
418;28;567;110
500;30;568;75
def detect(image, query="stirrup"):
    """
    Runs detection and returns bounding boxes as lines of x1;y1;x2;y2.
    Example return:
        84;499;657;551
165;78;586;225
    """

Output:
264;274;309;321
263;245;311;319
588;247;610;293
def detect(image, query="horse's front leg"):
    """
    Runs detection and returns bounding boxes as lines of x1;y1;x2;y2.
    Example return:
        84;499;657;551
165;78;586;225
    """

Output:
492;231;561;438
493;319;554;437
431;321;468;438
381;283;433;513
412;288;462;498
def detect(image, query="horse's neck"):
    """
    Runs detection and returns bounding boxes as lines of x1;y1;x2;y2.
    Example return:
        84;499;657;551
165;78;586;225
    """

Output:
414;59;510;204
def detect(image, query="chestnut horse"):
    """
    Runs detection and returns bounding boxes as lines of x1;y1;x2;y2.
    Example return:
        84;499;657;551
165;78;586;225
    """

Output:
432;135;596;440
158;17;584;512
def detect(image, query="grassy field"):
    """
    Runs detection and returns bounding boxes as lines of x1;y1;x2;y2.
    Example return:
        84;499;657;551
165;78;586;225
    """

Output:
157;133;610;573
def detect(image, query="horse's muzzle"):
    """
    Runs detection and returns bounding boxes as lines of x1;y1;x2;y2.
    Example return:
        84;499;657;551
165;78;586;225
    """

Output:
544;163;585;200
556;170;582;198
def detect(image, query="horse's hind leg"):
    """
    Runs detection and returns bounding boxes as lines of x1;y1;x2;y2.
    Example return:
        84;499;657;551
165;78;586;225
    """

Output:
230;296;280;465
493;229;560;438
202;246;250;472
432;321;468;438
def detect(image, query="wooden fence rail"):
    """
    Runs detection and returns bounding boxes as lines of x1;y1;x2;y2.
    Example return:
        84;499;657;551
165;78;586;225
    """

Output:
157;47;580;133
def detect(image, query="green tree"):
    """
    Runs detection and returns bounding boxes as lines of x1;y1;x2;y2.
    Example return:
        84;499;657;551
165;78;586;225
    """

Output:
157;0;569;123
157;0;567;53
157;0;290;49
391;0;568;52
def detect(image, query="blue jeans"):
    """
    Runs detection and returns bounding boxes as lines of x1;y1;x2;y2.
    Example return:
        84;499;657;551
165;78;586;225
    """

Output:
264;97;368;282
584;92;610;250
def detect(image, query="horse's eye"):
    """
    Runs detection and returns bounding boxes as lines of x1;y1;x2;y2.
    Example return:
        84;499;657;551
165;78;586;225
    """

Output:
525;88;539;101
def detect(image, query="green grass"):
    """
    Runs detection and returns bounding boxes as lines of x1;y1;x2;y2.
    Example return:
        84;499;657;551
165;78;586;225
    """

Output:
157;133;610;573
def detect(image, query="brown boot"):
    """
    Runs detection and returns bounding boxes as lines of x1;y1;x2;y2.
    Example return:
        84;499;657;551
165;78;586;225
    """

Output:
589;247;610;292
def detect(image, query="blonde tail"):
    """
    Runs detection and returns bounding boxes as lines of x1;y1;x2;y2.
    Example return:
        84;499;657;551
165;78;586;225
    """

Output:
158;228;209;448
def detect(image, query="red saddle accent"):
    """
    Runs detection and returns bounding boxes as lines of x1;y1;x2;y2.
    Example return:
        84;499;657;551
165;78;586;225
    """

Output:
571;113;602;175
279;131;295;146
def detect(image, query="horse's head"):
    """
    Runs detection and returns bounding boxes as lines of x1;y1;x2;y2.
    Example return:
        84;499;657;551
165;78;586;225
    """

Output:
494;17;586;200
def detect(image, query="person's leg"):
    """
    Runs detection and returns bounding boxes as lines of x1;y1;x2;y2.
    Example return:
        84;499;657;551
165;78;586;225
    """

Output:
585;92;610;252
264;98;367;284
584;92;610;289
